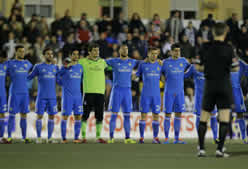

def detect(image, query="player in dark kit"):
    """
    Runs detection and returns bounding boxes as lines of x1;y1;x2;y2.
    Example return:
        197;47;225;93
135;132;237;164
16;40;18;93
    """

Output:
197;23;234;158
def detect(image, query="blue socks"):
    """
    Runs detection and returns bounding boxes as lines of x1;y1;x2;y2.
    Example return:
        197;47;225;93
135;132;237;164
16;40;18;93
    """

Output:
139;120;146;138
48;119;54;139
20;118;27;139
8;114;15;138
195;115;200;131
237;118;246;140
174;117;181;140
109;114;117;139
124;113;131;139
0;118;4;137
152;120;159;138
210;116;218;140
36;119;42;138
164;117;170;139
61;119;67;140
74;120;81;140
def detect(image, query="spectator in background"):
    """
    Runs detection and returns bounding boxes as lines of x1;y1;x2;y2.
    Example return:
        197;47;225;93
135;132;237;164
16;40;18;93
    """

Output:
117;25;128;44
241;18;248;30
76;12;90;28
56;29;64;48
21;36;31;51
8;14;23;39
96;14;111;33
24;21;40;44
37;16;49;37
92;24;100;42
197;25;213;43
3;31;16;59
150;13;162;32
0;23;9;48
62;33;76;59
182;21;197;46
129;13;146;34
77;20;92;44
27;14;39;26
51;13;63;35
46;35;61;53
34;36;46;62
194;36;203;57
60;9;74;39
124;33;134;56
11;0;23;13
162;35;174;56
200;14;216;29
25;46;39;65
96;32;110;59
238;25;248;54
226;13;240;46
180;35;194;59
112;12;128;37
165;10;183;43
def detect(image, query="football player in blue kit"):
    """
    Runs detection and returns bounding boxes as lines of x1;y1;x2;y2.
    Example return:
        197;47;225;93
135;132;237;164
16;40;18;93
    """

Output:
28;48;59;143
162;43;190;144
7;45;33;143
57;49;83;144
136;47;162;144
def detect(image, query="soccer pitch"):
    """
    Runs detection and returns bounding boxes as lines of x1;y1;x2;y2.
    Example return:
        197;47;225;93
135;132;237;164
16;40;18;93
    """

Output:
0;139;247;169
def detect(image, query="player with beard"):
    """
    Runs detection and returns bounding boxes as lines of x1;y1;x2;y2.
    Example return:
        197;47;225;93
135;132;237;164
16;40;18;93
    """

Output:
107;44;139;144
28;48;59;143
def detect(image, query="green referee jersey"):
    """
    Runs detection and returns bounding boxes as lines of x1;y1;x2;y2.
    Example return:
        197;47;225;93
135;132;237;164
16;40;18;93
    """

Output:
78;57;107;94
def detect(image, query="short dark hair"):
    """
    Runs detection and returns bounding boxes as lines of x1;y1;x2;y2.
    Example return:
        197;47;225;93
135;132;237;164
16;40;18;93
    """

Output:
69;49;79;55
43;47;53;55
88;43;99;51
15;45;24;51
213;22;227;36
171;43;181;51
148;47;159;52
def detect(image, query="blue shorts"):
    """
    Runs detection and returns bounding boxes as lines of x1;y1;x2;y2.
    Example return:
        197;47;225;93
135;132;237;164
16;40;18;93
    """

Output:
164;91;185;114
109;86;132;113
8;94;29;114
36;98;57;115
140;95;161;114
0;96;7;113
62;96;83;116
232;87;246;113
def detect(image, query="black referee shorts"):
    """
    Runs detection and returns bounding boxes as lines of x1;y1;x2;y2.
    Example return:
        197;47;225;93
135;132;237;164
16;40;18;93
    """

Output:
82;93;105;123
202;79;233;112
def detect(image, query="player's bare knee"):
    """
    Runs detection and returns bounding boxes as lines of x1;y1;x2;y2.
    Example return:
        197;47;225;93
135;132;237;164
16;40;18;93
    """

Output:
141;113;147;120
200;110;210;122
48;115;55;120
74;115;81;121
0;114;4;118
152;113;159;121
62;116;68;120
175;112;181;117
20;113;27;118
37;114;43;120
218;109;230;122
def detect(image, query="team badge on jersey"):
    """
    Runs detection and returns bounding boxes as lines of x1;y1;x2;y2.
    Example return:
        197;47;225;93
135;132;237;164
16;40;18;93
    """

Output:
4;66;6;70
53;69;56;72
169;65;172;67
180;63;183;67
80;69;82;72
24;64;28;68
129;62;132;66
42;69;46;72
157;67;160;71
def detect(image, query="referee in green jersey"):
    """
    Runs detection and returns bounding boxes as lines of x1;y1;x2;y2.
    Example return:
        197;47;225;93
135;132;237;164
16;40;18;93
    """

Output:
78;43;108;144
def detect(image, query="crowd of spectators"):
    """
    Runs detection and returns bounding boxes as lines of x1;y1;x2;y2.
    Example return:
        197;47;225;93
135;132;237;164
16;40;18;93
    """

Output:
1;1;248;112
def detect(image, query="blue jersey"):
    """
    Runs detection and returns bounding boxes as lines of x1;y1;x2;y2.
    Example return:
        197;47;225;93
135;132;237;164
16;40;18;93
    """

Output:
231;60;247;88
106;58;138;87
28;63;58;99
136;61;161;96
0;62;7;97
162;57;190;94
7;59;32;95
57;64;83;97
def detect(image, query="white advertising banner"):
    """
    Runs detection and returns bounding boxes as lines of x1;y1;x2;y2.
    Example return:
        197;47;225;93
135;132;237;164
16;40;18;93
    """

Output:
3;112;234;139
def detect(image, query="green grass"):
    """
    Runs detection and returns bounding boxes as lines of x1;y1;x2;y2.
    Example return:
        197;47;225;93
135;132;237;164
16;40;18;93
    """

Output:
0;139;247;169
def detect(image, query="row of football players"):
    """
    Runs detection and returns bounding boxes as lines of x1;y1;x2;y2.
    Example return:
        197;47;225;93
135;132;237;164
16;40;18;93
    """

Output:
0;44;247;144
